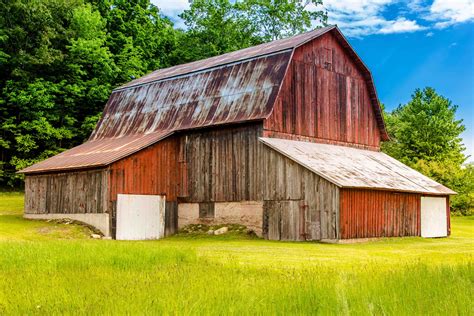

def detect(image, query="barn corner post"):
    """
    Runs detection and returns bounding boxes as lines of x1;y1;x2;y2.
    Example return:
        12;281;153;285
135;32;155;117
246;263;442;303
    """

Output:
447;195;451;236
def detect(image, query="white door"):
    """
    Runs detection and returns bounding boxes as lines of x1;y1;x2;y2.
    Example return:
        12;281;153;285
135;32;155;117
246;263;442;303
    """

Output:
421;197;447;238
116;194;165;240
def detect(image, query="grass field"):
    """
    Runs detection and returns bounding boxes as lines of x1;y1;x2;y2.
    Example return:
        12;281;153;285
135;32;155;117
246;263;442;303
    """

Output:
0;192;472;315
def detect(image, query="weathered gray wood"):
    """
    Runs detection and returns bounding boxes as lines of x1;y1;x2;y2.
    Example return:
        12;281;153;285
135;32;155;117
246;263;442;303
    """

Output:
182;124;263;203
199;202;215;219
165;201;178;236
24;169;108;215
262;145;339;241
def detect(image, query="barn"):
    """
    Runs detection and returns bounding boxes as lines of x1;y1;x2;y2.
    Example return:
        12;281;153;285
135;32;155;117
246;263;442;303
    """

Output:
20;26;455;241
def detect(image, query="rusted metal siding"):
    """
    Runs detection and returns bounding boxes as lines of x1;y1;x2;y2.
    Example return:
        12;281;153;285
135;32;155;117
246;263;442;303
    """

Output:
340;189;421;239
262;144;339;241
90;52;291;140
264;31;382;148
24;169;109;215
181;124;263;203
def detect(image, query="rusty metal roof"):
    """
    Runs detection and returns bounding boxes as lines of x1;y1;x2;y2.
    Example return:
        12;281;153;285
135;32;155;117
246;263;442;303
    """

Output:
19;131;172;174
21;26;389;174
260;138;455;195
90;50;292;140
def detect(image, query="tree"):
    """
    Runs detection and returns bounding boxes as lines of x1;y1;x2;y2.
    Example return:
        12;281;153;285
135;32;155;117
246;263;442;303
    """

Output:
0;0;180;186
87;0;178;82
237;0;328;41
176;0;263;63
176;0;328;64
382;87;472;214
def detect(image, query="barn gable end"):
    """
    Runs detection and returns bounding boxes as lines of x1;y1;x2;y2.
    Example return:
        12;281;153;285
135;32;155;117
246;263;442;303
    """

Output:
264;31;383;149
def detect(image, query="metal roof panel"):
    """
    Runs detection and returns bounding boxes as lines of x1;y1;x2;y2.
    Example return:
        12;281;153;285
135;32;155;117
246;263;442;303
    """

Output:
260;137;455;195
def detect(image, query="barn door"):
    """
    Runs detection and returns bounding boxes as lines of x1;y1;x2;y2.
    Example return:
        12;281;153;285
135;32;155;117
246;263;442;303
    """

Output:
263;200;305;241
421;197;448;238
116;194;165;240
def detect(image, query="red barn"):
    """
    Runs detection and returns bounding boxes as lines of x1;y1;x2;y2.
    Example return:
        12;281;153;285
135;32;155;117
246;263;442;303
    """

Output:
20;26;455;241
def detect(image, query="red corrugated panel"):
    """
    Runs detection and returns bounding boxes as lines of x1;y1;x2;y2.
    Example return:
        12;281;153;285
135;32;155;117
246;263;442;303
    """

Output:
108;136;180;202
340;189;421;239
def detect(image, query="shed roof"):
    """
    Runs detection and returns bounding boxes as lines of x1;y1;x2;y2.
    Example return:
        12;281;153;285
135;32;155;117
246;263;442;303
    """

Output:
260;138;455;195
19;131;172;174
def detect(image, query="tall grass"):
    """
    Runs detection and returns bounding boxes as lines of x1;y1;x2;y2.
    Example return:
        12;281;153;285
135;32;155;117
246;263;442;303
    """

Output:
0;193;472;315
0;241;471;315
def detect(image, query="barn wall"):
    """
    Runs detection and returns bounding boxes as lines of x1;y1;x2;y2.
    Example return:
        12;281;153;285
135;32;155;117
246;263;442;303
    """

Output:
181;124;263;202
24;169;109;215
108;136;179;200
108;136;180;237
262;146;339;241
339;189;421;239
264;32;381;149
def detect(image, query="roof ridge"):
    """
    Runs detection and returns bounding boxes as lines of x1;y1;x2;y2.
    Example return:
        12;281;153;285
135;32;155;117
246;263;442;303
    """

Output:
116;26;336;90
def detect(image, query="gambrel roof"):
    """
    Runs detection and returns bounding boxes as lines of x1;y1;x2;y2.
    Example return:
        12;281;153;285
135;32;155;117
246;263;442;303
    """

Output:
20;26;388;174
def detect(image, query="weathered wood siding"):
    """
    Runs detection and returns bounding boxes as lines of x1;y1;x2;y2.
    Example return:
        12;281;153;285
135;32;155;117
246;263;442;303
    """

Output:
262;146;339;240
24;169;108;214
264;32;381;149
181;124;263;202
340;189;421;239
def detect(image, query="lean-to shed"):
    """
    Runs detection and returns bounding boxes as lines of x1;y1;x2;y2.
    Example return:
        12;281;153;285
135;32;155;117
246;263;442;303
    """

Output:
20;26;455;241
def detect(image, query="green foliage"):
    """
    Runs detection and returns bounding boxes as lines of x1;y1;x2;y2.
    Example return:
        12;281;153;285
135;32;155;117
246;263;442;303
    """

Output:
0;0;178;186
0;0;329;187
176;0;262;63
176;0;328;63
237;0;328;41
382;88;473;215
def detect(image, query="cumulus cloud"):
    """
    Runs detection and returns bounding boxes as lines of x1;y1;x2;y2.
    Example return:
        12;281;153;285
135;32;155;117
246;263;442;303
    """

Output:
378;17;426;34
312;0;426;37
428;0;474;28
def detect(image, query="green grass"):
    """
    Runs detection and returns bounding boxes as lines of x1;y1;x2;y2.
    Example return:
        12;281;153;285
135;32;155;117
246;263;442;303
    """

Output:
0;193;472;315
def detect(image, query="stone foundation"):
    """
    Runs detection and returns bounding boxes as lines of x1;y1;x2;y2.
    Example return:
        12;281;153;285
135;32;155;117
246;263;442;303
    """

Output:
24;213;110;237
178;201;263;236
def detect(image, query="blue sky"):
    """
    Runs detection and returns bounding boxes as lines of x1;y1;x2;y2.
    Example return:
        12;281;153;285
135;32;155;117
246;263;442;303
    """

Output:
153;0;473;161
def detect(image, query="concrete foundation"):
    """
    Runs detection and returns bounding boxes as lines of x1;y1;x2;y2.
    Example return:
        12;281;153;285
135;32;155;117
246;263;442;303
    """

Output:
178;201;263;236
24;213;110;237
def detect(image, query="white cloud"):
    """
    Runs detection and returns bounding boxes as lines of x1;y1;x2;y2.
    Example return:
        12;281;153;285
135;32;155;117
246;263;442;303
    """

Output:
426;31;434;36
378;17;426;34
429;0;474;28
313;0;426;37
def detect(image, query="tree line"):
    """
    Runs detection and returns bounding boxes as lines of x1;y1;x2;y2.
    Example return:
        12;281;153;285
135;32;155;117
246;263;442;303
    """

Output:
0;0;471;213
